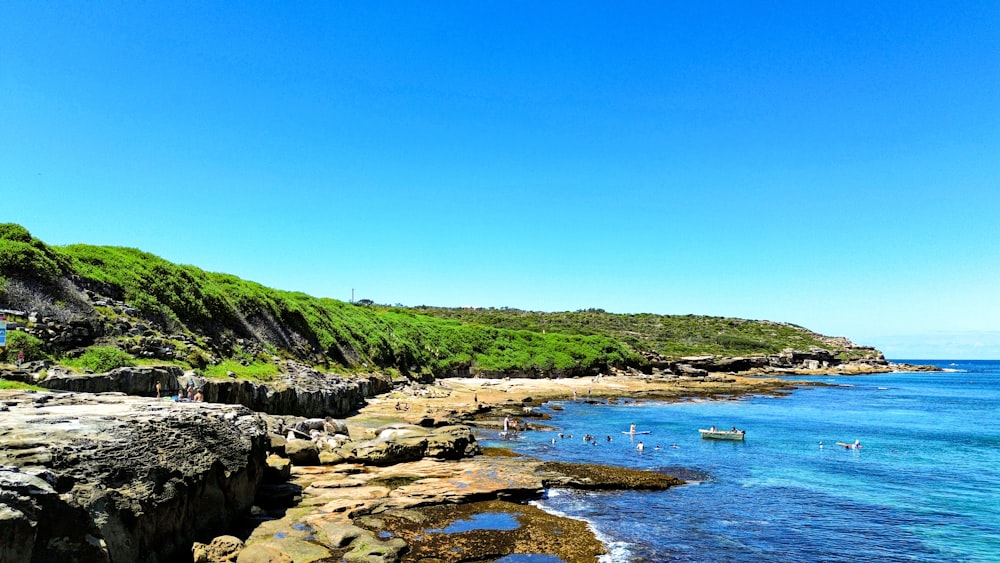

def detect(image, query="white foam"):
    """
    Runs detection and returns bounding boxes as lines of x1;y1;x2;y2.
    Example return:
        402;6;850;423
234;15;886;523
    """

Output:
530;494;635;563
597;540;634;563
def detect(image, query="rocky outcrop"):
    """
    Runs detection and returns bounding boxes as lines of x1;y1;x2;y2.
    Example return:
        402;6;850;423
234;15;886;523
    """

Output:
201;368;391;419
331;423;479;466
14;316;99;352
38;363;393;418
0;390;268;563
663;347;890;376
39;364;182;396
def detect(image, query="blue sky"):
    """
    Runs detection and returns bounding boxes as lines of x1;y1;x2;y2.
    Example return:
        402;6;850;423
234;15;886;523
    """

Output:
2;3;998;358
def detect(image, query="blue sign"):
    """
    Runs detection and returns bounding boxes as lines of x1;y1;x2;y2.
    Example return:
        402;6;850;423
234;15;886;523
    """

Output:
0;324;6;347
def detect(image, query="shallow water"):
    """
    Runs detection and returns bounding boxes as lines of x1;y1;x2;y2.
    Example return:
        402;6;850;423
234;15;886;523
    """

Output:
428;512;522;533
483;360;1000;562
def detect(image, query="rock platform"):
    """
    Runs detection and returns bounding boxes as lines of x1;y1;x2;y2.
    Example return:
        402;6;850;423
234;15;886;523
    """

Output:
242;453;683;562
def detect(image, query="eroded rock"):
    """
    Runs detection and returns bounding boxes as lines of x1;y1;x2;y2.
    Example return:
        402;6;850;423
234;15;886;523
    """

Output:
193;534;245;562
0;390;268;563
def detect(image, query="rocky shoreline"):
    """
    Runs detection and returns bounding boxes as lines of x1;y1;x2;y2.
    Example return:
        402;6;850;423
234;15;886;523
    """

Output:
1;361;938;562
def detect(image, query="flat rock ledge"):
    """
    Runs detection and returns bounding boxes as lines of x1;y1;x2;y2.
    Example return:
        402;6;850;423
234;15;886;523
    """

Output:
0;390;268;563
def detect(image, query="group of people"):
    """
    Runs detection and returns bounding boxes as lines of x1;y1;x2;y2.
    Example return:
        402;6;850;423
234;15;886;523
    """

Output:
285;417;350;450
290;416;338;438
634;442;677;452
500;415;520;439
174;383;203;402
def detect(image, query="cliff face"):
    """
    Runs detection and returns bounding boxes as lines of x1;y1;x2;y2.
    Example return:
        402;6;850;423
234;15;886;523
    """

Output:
37;364;394;418
0;391;268;563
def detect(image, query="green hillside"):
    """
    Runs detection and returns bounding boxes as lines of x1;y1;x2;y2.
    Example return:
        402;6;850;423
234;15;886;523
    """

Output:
407;307;858;359
0;224;875;378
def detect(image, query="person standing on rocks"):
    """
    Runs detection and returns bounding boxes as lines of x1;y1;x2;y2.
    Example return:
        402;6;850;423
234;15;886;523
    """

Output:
155;381;161;398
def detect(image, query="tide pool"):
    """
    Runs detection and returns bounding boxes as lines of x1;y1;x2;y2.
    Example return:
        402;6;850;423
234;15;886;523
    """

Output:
484;360;1000;562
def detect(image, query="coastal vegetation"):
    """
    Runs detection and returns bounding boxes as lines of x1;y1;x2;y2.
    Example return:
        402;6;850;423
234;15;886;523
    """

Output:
62;345;136;373
0;223;879;378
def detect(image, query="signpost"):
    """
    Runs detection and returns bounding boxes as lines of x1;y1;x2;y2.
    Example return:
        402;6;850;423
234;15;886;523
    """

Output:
0;317;6;349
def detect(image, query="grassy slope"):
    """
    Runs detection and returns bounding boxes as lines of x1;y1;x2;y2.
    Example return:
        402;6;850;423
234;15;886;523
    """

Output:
1;224;868;376
406;307;857;359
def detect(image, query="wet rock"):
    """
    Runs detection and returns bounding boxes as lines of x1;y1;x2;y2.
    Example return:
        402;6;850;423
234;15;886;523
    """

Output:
313;521;367;548
235;543;293;563
342;533;407;563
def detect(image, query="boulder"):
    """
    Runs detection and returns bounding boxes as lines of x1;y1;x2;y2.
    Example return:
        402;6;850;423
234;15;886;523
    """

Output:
423;425;478;459
342;533;407;563
264;454;292;482
339;424;479;466
193;535;245;562
284;439;320;466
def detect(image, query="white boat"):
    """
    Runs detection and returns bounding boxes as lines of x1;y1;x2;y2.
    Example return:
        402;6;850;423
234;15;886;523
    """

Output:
699;428;746;441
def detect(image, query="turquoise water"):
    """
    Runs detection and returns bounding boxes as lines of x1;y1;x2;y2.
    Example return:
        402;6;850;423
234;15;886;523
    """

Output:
483;360;1000;562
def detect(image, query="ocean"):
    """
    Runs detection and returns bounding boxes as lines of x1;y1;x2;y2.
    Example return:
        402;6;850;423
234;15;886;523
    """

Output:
484;360;1000;562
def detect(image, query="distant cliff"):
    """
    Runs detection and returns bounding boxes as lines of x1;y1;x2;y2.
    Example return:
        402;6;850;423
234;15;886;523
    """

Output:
0;223;886;380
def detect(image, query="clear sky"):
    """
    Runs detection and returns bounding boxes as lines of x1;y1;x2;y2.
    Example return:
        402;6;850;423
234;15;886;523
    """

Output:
2;3;998;359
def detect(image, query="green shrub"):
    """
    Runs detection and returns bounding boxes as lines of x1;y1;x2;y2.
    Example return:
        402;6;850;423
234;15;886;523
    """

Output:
0;331;48;363
0;224;70;281
66;346;136;373
0;224;33;243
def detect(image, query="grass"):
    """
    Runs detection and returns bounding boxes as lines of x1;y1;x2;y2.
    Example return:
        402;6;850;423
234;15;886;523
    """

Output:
407;307;847;360
0;380;45;391
203;359;281;382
